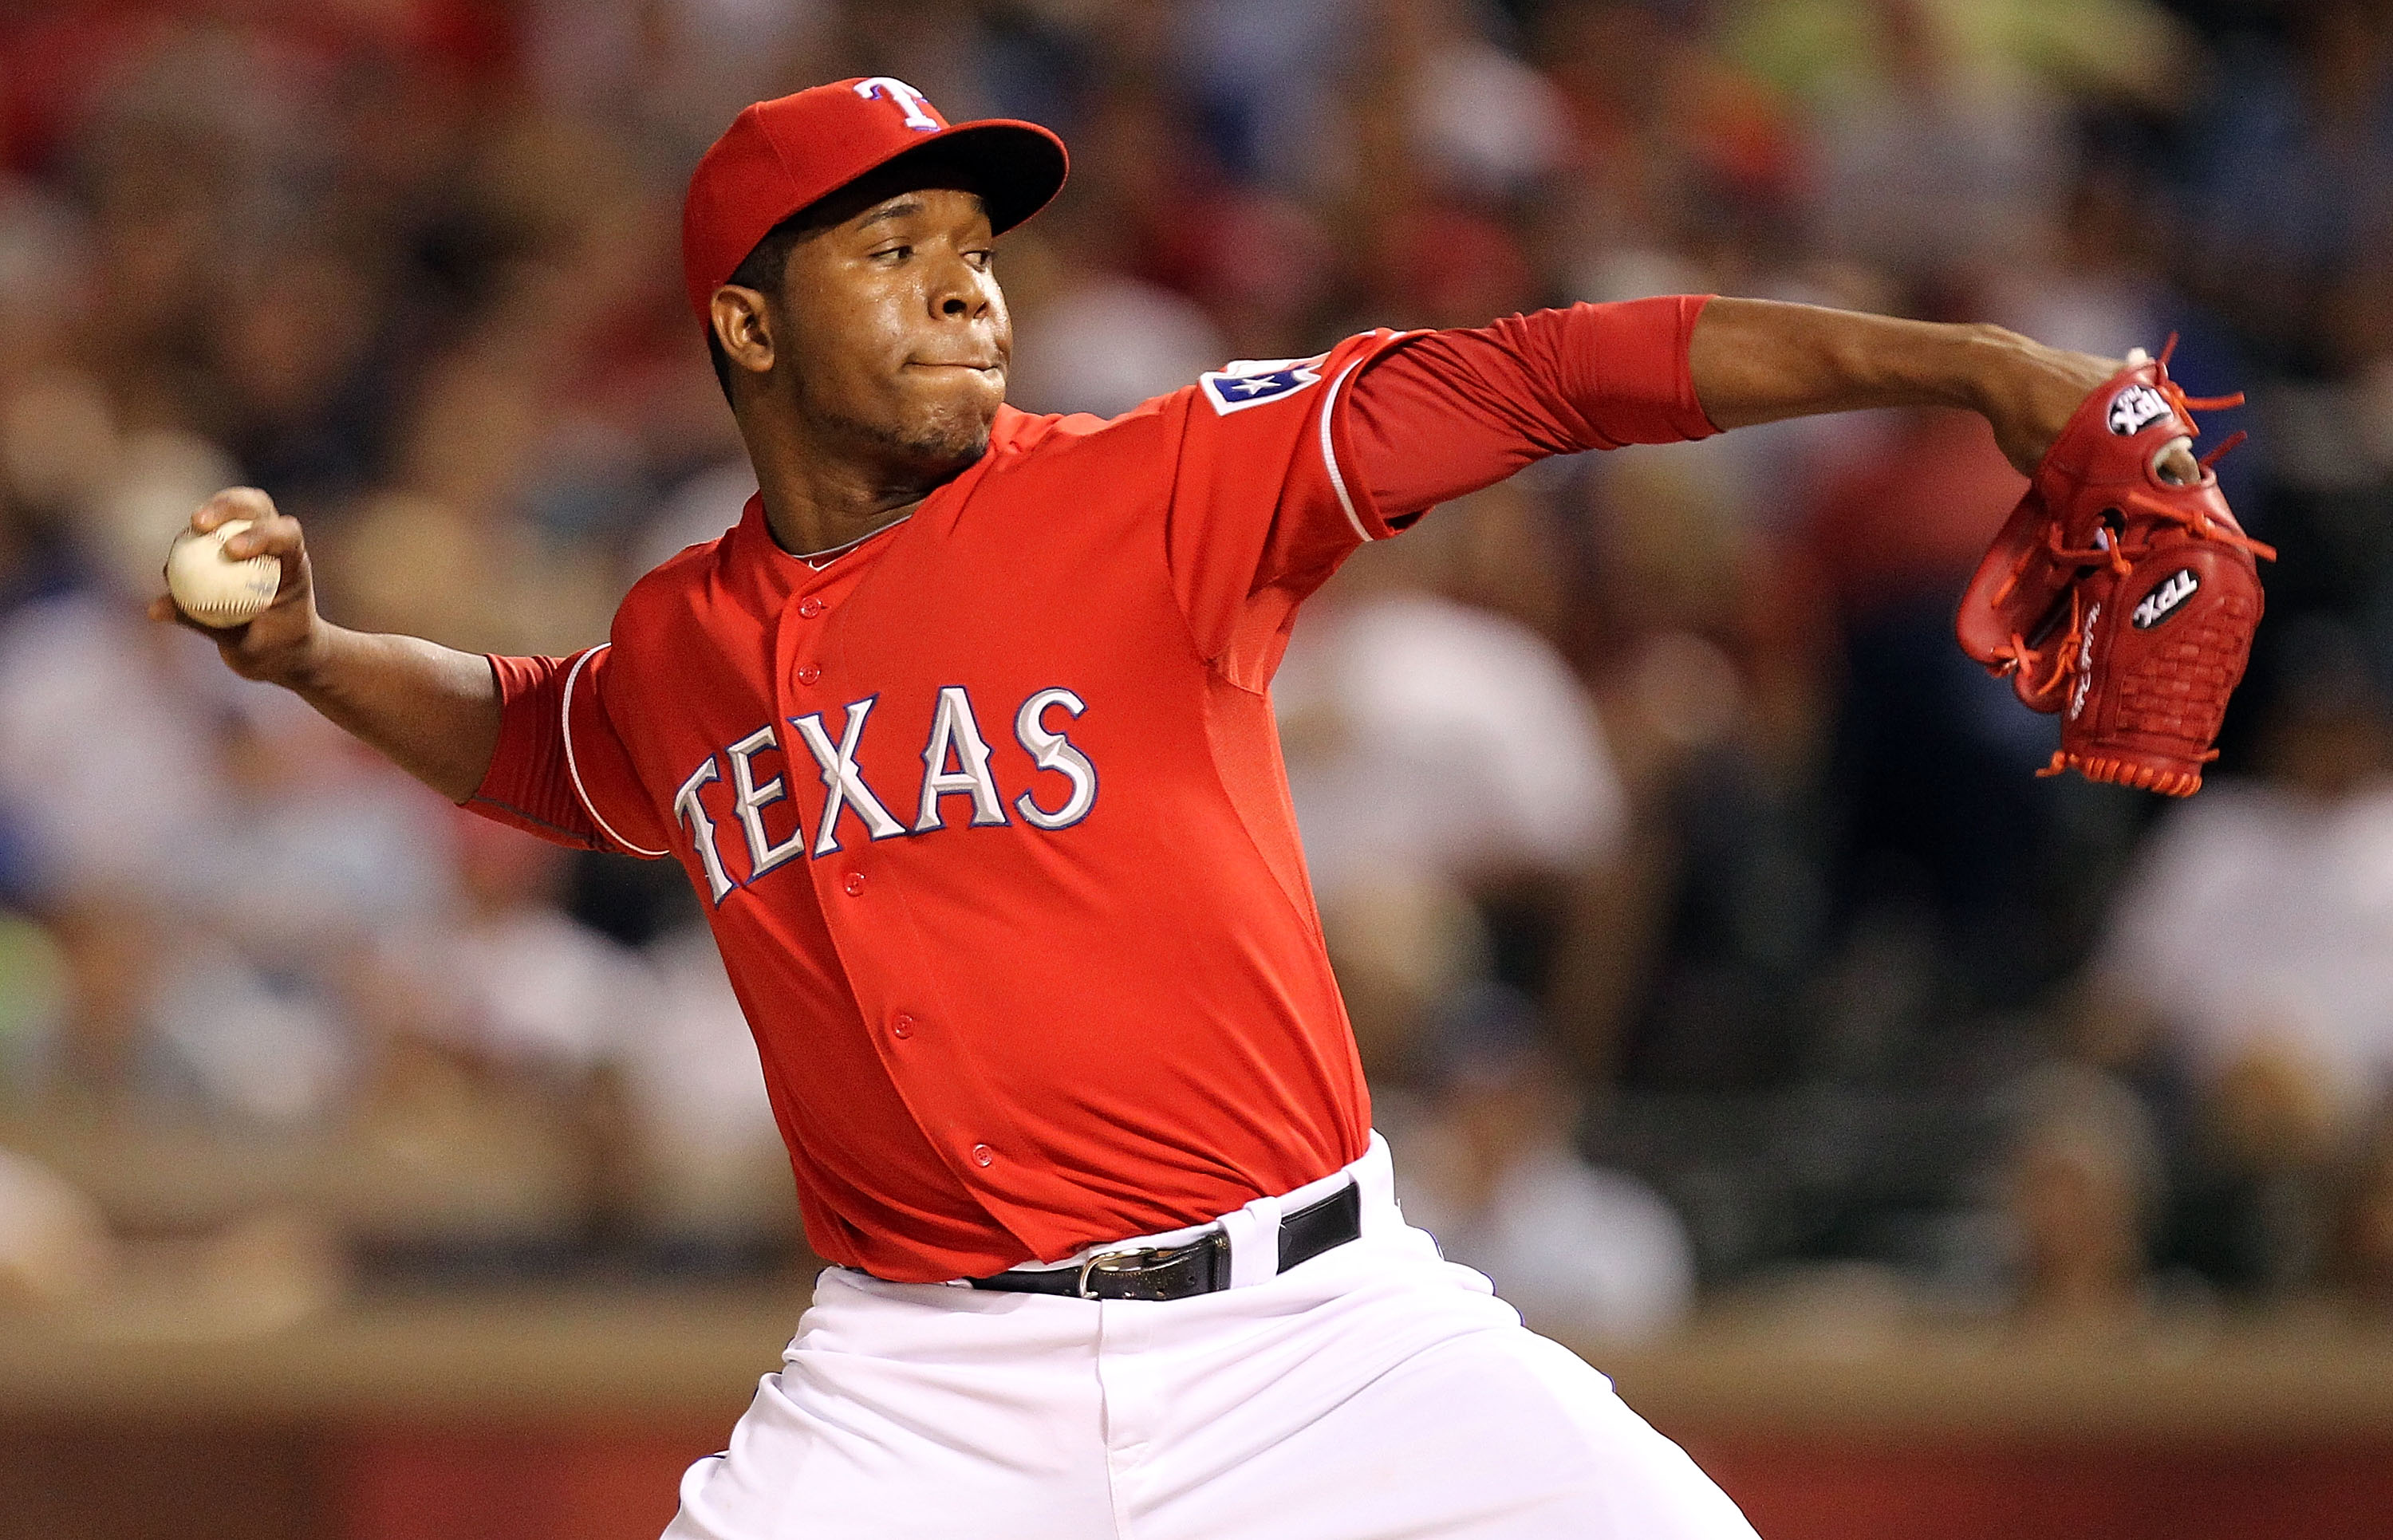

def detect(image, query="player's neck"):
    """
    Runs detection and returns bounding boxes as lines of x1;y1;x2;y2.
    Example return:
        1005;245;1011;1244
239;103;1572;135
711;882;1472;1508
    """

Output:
739;408;967;558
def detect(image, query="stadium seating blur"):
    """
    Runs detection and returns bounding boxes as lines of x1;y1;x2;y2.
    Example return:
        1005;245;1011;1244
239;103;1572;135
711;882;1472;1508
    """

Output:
5;3;2393;1537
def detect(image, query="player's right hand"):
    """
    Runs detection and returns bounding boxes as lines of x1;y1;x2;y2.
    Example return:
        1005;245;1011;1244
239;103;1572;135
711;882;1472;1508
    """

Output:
148;487;328;687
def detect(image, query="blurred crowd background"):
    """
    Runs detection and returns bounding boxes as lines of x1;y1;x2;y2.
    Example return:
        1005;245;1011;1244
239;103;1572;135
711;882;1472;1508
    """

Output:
5;0;2393;1351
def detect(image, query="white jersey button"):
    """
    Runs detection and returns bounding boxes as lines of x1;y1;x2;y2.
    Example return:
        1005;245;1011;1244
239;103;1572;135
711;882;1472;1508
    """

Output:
970;1144;995;1168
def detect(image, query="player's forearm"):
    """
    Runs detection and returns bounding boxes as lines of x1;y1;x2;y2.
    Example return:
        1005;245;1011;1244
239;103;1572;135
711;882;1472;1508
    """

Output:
279;624;503;804
1688;297;2116;473
1689;297;2020;424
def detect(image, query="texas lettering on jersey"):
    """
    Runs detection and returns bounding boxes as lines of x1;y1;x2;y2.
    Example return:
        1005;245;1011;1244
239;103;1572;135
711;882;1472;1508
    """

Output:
672;685;1099;903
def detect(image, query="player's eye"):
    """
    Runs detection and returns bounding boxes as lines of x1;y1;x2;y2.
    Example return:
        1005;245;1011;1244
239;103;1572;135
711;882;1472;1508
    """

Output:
873;243;912;263
965;249;993;271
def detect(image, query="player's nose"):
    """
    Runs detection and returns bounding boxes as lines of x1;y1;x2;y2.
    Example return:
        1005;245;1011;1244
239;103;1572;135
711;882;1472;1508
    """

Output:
928;255;994;324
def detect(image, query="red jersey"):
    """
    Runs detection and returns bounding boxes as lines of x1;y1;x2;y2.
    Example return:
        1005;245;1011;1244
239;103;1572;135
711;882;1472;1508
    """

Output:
470;298;1716;1281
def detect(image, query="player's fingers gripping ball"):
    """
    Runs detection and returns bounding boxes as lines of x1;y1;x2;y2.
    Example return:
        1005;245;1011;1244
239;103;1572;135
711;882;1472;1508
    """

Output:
165;517;282;627
1955;340;2273;797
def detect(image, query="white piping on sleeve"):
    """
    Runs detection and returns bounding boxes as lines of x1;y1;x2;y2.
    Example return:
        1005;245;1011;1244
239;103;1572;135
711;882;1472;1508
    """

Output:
1317;357;1372;543
561;645;670;857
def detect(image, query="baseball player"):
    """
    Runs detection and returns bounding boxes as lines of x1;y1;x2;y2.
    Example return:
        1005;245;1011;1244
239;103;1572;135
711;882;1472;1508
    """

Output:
159;79;2177;1539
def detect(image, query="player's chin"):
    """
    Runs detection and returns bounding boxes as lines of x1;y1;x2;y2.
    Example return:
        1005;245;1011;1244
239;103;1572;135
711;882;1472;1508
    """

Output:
890;399;996;469
896;375;1001;452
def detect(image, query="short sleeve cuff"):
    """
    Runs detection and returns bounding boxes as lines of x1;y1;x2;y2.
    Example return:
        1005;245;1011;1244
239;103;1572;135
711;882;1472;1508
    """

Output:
1321;329;1426;542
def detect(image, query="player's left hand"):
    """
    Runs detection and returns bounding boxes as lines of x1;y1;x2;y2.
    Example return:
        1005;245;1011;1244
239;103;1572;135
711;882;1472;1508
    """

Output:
1969;330;2131;478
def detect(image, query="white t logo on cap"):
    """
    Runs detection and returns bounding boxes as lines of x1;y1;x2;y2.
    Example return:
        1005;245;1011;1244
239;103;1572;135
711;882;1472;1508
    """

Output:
854;77;940;132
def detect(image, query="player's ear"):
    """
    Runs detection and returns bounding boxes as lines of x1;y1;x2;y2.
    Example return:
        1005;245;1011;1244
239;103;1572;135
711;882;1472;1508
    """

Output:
710;285;777;381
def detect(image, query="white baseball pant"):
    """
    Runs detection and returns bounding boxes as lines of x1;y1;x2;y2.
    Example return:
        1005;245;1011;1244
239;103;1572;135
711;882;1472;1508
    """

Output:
662;1134;1759;1540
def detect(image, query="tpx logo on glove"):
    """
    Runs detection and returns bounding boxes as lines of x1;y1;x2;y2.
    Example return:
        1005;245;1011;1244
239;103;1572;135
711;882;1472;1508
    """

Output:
2107;385;2173;436
2132;569;2199;630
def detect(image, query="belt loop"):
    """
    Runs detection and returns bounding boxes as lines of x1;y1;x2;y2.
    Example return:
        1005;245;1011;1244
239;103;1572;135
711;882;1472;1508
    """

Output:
1218;1193;1283;1289
1355;1132;1399;1238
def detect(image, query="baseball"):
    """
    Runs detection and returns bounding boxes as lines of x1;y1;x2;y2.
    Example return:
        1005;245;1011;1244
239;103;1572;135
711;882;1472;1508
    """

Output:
165;518;282;626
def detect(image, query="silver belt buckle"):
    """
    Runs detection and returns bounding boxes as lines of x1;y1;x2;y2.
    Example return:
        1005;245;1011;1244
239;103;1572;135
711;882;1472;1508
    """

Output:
1076;1246;1163;1299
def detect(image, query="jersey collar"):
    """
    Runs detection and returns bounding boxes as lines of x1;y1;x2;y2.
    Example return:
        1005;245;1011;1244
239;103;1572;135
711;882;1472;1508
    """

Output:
714;408;1044;613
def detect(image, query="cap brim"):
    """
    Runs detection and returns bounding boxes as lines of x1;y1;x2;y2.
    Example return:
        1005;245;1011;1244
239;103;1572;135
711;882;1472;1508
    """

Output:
877;120;1068;237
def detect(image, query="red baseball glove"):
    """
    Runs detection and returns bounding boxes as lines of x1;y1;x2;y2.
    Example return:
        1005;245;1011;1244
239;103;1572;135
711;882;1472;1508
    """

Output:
1955;341;2272;797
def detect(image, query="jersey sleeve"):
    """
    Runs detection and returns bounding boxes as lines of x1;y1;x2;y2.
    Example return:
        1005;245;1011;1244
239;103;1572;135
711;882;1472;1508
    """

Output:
465;647;673;858
1346;296;1719;521
1162;301;1717;689
1161;329;1422;690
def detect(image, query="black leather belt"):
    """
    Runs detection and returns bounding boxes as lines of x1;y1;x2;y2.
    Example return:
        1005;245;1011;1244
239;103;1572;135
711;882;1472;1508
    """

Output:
968;1179;1361;1302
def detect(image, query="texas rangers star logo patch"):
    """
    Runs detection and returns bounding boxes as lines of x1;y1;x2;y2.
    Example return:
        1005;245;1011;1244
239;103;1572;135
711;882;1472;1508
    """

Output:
1200;356;1325;416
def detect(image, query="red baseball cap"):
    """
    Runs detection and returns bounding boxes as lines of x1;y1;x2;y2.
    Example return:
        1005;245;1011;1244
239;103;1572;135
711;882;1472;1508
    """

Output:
681;77;1068;323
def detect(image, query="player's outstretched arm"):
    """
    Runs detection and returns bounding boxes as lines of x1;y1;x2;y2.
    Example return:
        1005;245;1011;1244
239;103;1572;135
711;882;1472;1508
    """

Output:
148;487;502;804
1688;296;2123;475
